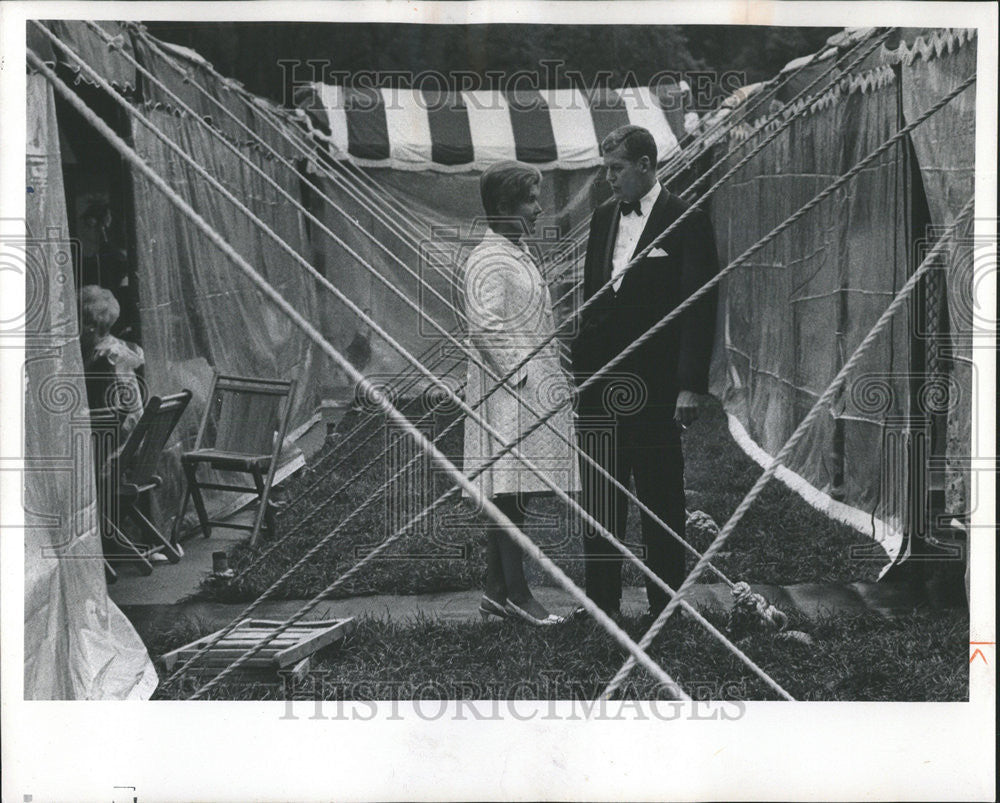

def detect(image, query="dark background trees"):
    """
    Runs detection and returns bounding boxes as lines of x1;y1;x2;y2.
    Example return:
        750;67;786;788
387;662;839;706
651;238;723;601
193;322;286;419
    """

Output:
144;22;838;106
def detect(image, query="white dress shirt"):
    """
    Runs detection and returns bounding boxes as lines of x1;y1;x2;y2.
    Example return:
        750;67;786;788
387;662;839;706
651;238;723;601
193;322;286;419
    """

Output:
611;181;661;292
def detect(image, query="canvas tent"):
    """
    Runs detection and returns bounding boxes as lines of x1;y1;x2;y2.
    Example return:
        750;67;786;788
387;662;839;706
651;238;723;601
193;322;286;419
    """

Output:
706;27;977;566
24;20;333;698
24;20;700;698
24;66;157;699
23;21;976;699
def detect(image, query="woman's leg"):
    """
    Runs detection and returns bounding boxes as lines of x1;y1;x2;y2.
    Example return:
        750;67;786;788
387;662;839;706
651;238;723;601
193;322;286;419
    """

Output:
493;493;553;619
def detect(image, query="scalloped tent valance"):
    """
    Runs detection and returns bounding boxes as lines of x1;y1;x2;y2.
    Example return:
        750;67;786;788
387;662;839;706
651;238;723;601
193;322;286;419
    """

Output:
716;27;977;141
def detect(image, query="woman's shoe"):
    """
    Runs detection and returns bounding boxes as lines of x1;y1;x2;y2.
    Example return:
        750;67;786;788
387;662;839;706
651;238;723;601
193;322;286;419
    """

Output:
479;595;508;620
504;600;564;626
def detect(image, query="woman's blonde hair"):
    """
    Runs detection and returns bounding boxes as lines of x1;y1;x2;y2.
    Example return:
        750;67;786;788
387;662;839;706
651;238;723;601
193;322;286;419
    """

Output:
479;160;542;218
80;285;120;336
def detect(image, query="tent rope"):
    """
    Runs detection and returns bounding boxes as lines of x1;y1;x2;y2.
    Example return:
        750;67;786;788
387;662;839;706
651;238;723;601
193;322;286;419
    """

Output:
67;20;909;652
602;192;976;698
234;25;893;537
251;22;902;582
112;20;481;415
114;20;572;464
234;61;976;705
214;27;889;502
118;23;449;265
32;30;791;696
323;22;896;477
671;29;890;200
40;21;739;598
119;22;882;483
27;49;694;704
175;51;972;702
538;28;892;292
60;20;746;604
37;24;957;701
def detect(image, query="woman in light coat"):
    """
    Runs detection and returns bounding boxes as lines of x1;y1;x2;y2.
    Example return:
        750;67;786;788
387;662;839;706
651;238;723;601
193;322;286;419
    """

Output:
460;161;580;625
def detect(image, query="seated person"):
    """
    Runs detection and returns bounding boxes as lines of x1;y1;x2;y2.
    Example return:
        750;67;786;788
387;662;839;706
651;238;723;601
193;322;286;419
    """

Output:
80;284;145;436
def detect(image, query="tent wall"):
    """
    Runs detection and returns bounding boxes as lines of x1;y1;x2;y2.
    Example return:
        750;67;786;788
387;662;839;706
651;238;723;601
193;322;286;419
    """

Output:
707;29;976;565
131;107;324;530
901;35;977;520
24;71;156;700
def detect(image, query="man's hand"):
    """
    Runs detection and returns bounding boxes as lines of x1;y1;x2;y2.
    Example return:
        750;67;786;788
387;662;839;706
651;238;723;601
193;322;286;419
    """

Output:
673;390;701;428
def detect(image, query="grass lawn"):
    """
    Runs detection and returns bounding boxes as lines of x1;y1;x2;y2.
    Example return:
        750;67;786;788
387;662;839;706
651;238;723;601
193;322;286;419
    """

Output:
147;607;968;702
150;395;967;704
196;395;888;603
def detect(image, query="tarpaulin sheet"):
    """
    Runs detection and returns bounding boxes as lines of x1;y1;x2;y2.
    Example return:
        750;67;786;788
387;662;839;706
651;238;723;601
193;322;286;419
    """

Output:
24;72;157;700
131;109;323;532
709;62;912;564
305;164;601;401
902;33;977;517
708;29;977;565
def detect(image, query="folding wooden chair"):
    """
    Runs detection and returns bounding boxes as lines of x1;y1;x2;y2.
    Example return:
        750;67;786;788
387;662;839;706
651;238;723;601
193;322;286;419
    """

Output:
176;373;297;547
98;391;192;577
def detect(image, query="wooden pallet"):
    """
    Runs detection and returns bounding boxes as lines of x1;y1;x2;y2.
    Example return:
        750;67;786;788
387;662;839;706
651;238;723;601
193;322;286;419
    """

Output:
161;618;355;679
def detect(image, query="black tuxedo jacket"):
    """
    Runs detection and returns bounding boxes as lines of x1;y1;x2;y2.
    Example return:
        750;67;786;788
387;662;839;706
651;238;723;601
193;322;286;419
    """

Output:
571;187;719;420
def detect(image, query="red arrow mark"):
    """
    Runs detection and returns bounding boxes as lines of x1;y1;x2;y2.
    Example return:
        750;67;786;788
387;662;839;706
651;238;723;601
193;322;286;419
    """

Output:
969;641;994;664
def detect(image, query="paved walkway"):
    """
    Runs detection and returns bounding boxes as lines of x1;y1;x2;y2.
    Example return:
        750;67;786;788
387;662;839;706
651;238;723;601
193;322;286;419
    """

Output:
108;411;937;636
120;579;933;638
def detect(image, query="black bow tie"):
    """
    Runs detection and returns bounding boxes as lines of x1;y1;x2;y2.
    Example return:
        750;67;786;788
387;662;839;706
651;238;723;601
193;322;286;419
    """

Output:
619;200;642;217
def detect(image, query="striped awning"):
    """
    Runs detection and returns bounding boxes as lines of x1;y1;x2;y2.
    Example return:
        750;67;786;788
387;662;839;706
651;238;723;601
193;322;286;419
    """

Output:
296;84;693;172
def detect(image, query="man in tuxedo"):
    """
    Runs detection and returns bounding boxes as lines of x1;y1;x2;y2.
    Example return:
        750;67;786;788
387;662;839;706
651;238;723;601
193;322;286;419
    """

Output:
571;124;718;619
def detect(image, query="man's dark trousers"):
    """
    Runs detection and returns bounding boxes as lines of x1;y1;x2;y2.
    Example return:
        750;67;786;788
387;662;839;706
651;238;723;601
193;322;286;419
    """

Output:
577;412;687;616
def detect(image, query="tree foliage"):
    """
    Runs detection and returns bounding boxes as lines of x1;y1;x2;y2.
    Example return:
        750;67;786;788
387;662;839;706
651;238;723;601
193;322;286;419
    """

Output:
144;22;838;107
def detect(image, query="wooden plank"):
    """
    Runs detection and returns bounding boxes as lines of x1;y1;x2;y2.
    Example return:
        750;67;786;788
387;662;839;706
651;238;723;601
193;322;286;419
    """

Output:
216;636;301;646
219;631;303;642
161;634;289;669
174;649;281;664
182;653;275;663
244;619;345;628
161;640;219;670
224;627;303;636
273;618;355;667
160;618;354;673
289;657;311;682
172;659;276;673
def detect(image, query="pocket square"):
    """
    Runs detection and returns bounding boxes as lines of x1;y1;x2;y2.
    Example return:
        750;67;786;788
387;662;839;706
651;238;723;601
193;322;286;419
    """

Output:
647;247;670;258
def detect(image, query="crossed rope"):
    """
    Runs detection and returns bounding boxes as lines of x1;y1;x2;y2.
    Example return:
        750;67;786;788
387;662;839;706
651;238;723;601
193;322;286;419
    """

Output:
28;25;974;702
